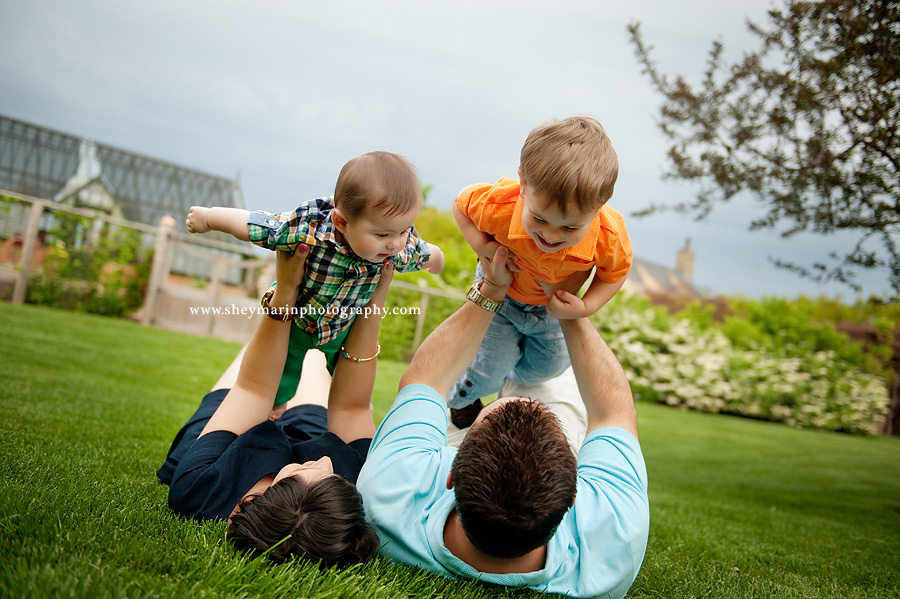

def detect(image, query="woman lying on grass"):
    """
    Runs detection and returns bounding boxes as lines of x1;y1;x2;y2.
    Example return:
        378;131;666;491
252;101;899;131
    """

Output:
157;246;388;566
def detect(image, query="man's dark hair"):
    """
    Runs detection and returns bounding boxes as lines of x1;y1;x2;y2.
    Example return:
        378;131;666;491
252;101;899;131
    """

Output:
451;399;577;558
334;151;421;219
227;475;379;566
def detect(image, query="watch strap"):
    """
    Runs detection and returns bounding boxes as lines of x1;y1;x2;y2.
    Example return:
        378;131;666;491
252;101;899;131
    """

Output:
466;281;502;313
261;287;295;322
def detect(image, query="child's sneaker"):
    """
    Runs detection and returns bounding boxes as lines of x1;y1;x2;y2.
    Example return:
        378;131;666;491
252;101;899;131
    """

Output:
450;398;484;429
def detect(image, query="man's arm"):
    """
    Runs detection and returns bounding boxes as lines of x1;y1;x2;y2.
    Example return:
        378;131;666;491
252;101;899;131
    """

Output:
558;316;638;438
399;246;513;397
186;206;252;241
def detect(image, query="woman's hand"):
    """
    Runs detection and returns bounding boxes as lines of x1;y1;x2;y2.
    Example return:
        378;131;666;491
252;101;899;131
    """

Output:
270;244;310;309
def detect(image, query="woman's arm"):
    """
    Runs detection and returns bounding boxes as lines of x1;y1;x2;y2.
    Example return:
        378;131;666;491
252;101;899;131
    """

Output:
198;246;309;437
325;265;395;443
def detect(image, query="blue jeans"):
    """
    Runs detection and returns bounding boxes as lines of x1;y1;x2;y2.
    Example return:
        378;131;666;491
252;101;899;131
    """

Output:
447;295;570;409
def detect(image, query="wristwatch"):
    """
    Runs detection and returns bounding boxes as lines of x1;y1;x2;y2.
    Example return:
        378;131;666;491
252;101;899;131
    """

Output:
261;286;295;322
466;281;502;313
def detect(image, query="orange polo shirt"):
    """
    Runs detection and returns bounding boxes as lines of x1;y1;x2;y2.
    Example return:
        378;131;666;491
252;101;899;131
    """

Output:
457;177;632;306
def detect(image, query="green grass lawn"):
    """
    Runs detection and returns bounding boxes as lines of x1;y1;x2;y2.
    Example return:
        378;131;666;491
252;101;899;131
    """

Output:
1;301;899;599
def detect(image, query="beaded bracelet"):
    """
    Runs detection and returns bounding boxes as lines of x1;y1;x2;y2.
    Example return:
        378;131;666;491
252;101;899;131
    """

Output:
340;344;381;363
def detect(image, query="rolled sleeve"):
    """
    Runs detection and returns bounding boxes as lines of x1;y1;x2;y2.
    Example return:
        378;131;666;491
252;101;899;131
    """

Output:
593;206;633;283
247;206;315;252
247;210;289;251
360;384;451;508
455;180;518;238
367;384;449;458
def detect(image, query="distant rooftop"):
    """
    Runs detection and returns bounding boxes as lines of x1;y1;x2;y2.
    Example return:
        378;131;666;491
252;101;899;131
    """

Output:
624;255;701;298
623;238;705;299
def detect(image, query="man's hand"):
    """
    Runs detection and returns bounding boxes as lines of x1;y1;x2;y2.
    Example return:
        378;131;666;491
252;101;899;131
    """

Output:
478;239;521;273
480;245;515;296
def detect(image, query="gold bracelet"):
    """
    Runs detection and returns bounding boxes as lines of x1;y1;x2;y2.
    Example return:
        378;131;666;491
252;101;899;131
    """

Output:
340;344;381;362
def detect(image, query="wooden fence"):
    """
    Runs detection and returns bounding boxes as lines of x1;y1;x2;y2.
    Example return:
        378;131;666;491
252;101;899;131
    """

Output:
140;215;269;342
1;189;464;348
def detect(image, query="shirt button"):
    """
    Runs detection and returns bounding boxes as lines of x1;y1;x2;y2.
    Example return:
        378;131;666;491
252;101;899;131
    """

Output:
541;268;549;274
268;219;276;226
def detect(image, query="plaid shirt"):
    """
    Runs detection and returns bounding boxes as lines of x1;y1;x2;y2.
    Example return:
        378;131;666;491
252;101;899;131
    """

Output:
247;197;431;345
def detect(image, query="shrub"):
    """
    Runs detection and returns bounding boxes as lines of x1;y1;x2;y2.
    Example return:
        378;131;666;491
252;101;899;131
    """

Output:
23;211;151;317
594;293;889;434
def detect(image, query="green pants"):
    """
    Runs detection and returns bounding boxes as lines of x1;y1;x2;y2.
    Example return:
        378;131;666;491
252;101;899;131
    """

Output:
274;325;350;406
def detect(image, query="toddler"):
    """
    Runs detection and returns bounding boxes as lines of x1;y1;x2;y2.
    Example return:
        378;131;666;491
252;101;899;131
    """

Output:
449;116;631;427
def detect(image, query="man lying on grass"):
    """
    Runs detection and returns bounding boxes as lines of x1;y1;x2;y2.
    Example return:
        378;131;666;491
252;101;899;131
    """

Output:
357;246;650;599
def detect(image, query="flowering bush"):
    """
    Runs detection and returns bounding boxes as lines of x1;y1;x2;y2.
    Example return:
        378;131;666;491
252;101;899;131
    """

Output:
594;294;889;434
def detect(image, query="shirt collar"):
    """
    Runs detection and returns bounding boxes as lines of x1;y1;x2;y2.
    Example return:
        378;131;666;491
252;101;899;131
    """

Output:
424;490;559;589
317;210;360;258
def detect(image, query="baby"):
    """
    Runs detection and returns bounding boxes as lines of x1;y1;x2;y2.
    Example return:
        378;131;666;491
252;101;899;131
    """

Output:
188;151;444;415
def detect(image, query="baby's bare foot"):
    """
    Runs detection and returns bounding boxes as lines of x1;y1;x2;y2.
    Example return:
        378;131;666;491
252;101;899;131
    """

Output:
269;404;287;421
186;206;211;234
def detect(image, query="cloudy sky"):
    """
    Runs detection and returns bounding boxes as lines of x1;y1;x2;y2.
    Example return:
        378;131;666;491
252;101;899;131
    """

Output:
1;0;891;298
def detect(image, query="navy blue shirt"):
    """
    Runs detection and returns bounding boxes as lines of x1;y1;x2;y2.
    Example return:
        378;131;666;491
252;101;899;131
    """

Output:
158;389;371;521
